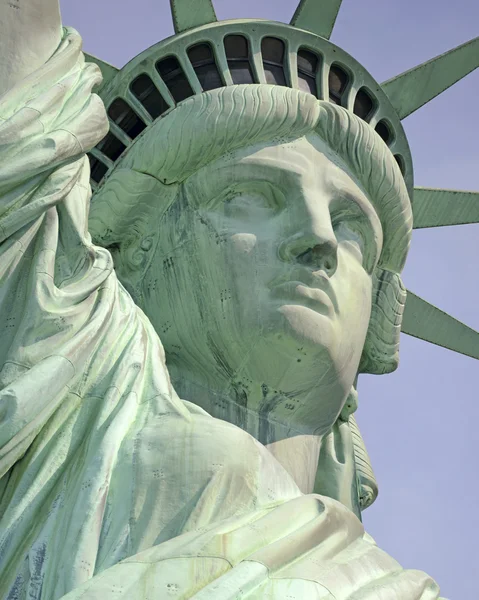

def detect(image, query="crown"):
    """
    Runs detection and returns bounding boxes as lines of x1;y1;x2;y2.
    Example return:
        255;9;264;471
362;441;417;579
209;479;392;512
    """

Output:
86;0;479;366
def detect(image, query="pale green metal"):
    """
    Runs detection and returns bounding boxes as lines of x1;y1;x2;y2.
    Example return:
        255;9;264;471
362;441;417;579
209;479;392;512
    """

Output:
92;19;413;191
349;414;378;509
0;0;476;597
84;53;119;92
290;0;343;40
170;0;217;34
382;36;479;120
413;187;479;229
402;292;479;360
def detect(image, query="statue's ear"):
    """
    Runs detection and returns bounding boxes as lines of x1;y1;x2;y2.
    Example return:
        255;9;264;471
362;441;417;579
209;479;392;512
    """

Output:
89;169;171;248
359;268;406;375
89;168;179;290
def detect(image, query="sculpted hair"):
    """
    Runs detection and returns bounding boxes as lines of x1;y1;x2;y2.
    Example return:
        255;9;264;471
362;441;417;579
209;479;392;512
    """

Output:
89;85;412;375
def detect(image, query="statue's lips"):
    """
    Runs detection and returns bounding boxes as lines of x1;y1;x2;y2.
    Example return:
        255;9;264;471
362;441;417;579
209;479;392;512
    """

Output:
270;281;336;315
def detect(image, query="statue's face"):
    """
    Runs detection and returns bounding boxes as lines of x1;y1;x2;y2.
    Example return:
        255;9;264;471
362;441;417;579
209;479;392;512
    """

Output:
141;134;383;433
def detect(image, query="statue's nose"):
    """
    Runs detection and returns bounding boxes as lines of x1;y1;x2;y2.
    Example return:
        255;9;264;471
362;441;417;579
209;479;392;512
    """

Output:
295;240;338;276
279;226;338;277
278;193;339;276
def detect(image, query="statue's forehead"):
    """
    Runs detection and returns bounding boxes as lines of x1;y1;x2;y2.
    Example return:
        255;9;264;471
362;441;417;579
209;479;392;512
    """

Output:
184;136;381;236
190;134;369;201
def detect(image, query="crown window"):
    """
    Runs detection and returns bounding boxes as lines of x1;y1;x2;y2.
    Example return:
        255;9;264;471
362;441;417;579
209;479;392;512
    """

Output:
187;43;223;91
261;37;287;86
394;154;405;175
108;98;147;139
224;35;255;85
130;74;169;119
95;132;127;162
88;154;108;184
156;56;194;103
375;120;392;145
353;87;375;121
297;48;319;97
328;64;349;105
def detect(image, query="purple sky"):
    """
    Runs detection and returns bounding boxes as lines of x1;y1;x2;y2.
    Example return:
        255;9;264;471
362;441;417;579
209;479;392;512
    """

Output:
60;1;479;597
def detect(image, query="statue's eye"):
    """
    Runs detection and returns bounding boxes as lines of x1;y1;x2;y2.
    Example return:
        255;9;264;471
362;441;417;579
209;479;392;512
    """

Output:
224;182;284;218
330;194;381;272
226;193;270;211
334;220;364;251
333;214;377;272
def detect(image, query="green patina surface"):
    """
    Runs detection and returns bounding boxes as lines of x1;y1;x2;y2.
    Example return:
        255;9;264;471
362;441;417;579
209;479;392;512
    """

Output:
0;0;477;598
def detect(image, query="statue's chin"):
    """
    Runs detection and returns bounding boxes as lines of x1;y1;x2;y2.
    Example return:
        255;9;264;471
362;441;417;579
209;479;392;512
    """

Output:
276;303;337;352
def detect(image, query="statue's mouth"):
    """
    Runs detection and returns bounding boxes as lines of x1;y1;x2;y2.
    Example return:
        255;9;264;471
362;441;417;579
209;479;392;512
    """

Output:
269;280;336;316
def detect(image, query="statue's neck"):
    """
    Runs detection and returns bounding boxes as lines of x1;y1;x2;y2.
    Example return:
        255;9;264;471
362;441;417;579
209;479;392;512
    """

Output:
168;365;323;494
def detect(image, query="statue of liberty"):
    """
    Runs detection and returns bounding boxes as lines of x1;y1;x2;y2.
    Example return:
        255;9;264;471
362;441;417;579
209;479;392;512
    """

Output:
0;0;478;598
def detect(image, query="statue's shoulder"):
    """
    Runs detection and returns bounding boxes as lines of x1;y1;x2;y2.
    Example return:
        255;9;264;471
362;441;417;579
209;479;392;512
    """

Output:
58;493;440;600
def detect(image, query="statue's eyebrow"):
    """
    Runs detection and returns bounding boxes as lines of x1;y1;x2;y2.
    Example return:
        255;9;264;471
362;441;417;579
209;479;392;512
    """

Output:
211;159;307;187
328;173;376;216
330;186;384;248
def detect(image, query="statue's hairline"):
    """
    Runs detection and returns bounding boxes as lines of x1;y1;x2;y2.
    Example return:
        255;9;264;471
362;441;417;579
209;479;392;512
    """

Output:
107;86;411;273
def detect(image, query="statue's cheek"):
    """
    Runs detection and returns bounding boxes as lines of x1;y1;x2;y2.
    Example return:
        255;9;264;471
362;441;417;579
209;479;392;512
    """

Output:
332;249;372;323
229;233;258;256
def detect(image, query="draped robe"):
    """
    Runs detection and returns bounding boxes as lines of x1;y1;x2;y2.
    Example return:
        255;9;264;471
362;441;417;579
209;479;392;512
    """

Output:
0;28;443;600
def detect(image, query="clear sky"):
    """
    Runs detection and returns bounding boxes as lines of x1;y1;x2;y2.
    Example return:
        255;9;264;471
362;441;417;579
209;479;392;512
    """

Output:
60;1;479;597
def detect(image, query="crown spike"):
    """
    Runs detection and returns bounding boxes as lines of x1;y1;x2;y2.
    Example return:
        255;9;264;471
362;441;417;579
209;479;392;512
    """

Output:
381;36;479;120
290;0;343;40
413;187;479;229
402;291;479;360
170;0;217;34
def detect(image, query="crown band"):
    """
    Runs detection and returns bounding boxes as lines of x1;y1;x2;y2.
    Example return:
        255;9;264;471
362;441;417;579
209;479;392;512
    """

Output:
88;19;412;191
